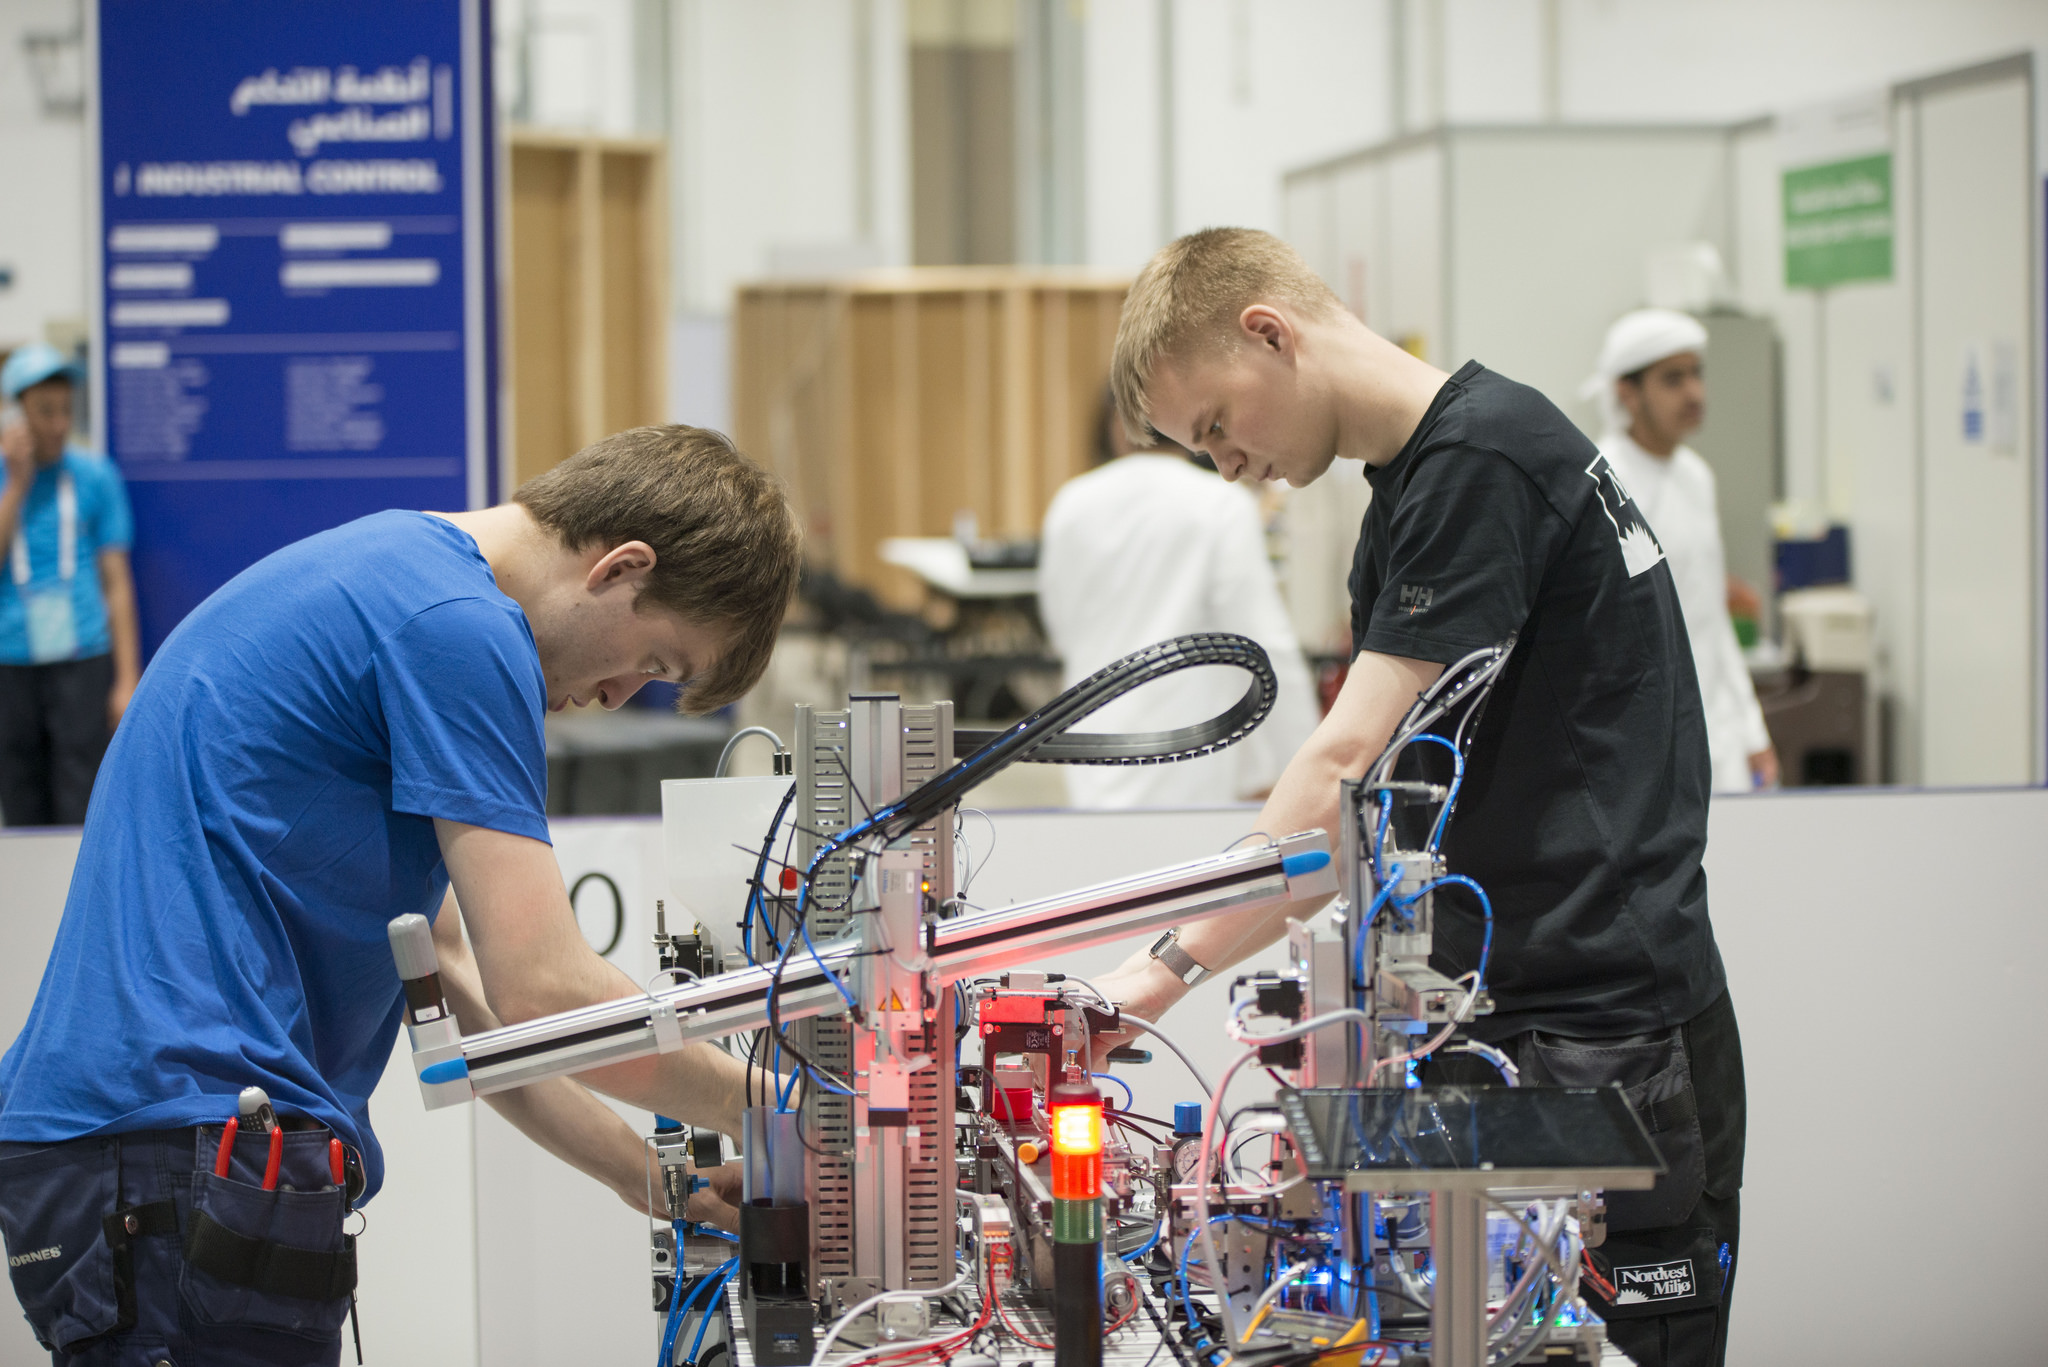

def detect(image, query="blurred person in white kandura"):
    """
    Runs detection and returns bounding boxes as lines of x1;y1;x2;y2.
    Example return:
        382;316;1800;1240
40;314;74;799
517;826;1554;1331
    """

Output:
1585;309;1776;793
1037;388;1319;807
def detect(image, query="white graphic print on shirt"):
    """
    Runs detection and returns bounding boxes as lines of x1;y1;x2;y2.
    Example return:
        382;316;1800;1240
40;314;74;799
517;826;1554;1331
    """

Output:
1584;452;1666;578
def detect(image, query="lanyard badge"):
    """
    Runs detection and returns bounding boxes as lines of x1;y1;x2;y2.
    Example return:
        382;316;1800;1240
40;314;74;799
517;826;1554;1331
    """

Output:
12;471;79;664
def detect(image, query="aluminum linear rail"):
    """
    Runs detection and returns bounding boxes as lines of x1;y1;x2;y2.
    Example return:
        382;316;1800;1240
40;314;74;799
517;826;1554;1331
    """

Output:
395;829;1335;1108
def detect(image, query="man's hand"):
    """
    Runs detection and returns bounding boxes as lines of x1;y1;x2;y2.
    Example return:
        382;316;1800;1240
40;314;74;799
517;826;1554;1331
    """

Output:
435;819;746;1136
1748;746;1780;789
616;1157;744;1231
0;414;33;487
1086;954;1191;1069
685;1160;744;1230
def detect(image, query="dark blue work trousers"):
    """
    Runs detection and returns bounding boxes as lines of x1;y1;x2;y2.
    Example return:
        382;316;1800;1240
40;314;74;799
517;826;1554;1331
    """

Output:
0;1127;352;1366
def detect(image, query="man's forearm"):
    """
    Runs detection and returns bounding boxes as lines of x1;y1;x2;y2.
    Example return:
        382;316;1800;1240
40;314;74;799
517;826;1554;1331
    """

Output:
432;885;748;1138
103;560;141;687
490;952;748;1136
1098;652;1445;1007
575;1041;747;1140
1170;722;1352;976
482;1072;657;1206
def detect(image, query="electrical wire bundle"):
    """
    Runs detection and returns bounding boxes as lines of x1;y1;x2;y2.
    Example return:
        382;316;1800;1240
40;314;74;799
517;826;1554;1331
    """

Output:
1351;640;1515;1085
658;1243;739;1367
1180;991;1597;1367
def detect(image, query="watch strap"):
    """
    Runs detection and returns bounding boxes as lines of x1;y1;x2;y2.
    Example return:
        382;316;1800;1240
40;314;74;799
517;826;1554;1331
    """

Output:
1148;930;1211;987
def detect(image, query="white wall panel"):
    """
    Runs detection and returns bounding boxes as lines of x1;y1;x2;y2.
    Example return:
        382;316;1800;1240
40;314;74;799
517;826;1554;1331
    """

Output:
1555;0;2048;126
1082;0;1165;273
1915;75;2037;784
1447;128;1728;423
1383;144;1444;363
1161;0;1391;242
0;0;88;349
357;1048;480;1367
1824;272;1920;780
1282;173;1336;290
1332;161;1383;327
473;818;667;1366
671;0;880;313
1441;0;1545;123
1707;786;2048;1365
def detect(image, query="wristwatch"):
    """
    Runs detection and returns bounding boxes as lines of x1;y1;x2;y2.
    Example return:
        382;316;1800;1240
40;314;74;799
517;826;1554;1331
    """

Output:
1148;929;1212;987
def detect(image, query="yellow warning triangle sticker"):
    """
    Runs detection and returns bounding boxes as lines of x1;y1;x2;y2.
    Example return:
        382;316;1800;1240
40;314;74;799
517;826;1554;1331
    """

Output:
886;990;905;1011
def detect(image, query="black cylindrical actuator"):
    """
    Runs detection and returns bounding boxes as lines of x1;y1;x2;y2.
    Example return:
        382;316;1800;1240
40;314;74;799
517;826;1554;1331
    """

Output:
388;913;449;1025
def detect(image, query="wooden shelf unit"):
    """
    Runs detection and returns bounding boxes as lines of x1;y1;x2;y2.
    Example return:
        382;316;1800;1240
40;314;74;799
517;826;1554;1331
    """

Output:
506;129;668;491
732;269;1130;606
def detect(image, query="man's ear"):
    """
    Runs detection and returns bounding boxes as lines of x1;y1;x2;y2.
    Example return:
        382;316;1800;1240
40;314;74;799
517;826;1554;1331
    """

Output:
1238;304;1293;356
584;540;657;592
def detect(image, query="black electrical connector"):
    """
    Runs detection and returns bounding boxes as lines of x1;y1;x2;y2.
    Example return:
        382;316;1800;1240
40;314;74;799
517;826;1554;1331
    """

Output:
1257;1038;1304;1068
1254;976;1304;1020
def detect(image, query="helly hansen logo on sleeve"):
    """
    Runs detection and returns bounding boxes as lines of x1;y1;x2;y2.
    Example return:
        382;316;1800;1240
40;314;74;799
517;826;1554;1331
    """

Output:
1399;584;1433;614
1609;1258;1695;1305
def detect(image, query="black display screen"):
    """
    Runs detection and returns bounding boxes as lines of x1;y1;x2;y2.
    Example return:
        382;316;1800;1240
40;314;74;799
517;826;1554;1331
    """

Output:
1278;1086;1665;1179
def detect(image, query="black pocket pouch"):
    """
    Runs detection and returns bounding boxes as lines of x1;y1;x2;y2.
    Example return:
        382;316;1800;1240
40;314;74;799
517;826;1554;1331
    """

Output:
1521;1028;1706;1232
178;1128;353;1342
1582;1223;1725;1321
0;1139;122;1351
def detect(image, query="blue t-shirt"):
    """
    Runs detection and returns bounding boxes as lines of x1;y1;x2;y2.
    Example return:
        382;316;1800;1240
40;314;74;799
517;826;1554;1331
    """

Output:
0;446;134;664
0;511;548;1200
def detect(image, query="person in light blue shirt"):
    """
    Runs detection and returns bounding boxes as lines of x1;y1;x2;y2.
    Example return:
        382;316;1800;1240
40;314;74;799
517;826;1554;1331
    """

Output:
0;343;141;825
0;424;801;1366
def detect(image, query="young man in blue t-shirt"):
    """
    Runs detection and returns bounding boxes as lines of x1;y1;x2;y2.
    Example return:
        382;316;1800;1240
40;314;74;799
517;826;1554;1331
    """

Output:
0;343;142;825
0;423;802;1365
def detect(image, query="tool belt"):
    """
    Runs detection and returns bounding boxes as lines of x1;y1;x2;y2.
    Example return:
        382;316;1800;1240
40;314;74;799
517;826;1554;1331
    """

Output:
183;1207;359;1301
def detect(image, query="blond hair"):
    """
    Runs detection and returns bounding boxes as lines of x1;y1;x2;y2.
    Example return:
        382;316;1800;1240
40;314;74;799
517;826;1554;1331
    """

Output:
516;424;802;714
1109;227;1343;443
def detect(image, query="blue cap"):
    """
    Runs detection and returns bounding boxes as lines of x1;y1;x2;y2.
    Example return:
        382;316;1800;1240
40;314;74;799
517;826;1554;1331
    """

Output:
2;343;80;400
1172;1101;1203;1136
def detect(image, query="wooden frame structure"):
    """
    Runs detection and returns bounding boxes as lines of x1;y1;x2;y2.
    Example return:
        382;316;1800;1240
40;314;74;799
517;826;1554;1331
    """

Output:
505;130;669;490
732;269;1129;606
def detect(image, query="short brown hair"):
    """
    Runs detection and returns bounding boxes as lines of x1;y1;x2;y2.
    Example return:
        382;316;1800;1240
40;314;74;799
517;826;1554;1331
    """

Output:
516;424;802;713
1109;227;1343;444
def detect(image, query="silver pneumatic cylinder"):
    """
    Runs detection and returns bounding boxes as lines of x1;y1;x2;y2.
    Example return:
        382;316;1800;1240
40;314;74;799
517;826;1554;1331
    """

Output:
389;913;471;1107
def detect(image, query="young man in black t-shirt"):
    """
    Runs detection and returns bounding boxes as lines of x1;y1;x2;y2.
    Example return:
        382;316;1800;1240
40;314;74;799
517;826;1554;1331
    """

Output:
1087;228;1744;1367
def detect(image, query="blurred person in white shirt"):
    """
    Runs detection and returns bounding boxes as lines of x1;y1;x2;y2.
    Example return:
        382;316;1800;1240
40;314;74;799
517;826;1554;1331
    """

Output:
1037;390;1319;807
1586;310;1777;793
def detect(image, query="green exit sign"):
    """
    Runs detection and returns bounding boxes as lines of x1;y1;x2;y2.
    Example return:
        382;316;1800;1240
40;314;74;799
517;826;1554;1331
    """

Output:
1783;153;1893;288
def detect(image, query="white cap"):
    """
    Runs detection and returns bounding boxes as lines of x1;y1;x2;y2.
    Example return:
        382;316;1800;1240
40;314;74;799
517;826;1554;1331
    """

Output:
1581;308;1708;432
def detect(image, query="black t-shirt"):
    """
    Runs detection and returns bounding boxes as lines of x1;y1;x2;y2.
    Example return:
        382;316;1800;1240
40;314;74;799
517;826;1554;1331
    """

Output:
1347;361;1721;1041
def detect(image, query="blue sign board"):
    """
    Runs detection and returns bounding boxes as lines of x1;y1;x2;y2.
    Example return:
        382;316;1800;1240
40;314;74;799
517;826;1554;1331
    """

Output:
94;0;498;654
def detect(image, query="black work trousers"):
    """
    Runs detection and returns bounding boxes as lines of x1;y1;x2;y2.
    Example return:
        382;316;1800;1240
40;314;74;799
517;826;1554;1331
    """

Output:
1422;989;1746;1367
0;653;112;826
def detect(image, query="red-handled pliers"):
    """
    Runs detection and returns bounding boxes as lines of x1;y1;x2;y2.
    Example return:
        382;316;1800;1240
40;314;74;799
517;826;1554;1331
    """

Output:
213;1117;239;1178
261;1127;284;1191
